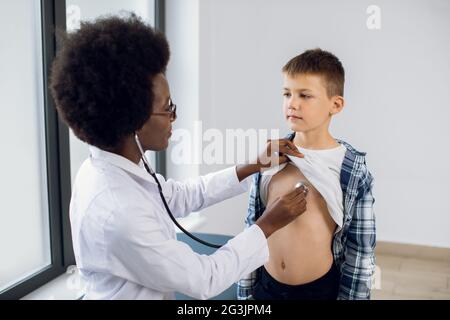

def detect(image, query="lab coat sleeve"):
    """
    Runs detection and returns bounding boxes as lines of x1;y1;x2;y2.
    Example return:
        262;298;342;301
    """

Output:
157;166;251;218
106;199;269;300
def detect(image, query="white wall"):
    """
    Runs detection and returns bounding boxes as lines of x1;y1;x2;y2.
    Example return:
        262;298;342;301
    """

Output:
165;0;200;182
166;0;450;248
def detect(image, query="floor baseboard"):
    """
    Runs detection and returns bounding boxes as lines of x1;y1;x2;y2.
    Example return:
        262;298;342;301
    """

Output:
376;241;450;262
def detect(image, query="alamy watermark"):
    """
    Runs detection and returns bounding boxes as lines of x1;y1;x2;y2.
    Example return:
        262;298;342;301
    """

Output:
169;122;281;166
367;5;382;30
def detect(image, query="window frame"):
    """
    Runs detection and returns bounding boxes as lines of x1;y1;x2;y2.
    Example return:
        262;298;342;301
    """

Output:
154;0;166;177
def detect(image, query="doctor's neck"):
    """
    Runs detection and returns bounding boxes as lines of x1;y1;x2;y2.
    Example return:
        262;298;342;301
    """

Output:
293;130;339;150
110;136;142;165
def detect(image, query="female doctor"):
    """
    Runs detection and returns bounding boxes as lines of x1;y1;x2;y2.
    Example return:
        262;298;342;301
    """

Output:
50;14;308;300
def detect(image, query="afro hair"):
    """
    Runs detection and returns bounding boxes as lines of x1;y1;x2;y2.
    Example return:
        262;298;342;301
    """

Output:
50;14;170;149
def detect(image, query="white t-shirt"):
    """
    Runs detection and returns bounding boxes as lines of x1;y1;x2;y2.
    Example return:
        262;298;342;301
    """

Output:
259;143;347;232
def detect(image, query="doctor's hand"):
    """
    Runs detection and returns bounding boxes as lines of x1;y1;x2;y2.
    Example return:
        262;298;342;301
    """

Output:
235;139;303;182
255;184;308;238
257;138;304;169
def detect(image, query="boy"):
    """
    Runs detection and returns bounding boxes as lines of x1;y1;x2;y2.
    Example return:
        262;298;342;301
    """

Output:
237;49;376;300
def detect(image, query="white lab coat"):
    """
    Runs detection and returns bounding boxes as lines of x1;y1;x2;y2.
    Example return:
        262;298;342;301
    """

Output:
70;146;269;300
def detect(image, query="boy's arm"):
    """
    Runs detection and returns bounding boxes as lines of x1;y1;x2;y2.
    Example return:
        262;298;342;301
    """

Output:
338;169;376;300
237;173;260;300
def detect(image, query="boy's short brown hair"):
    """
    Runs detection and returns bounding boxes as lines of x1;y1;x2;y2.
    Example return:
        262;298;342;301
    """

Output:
282;48;345;98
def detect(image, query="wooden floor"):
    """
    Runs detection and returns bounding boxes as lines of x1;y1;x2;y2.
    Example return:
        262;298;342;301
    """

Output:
372;253;450;300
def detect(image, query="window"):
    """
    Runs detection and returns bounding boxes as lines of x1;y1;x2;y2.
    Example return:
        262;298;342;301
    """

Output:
0;0;165;299
0;0;51;294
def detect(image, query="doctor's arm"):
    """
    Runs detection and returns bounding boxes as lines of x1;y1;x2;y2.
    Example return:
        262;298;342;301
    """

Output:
161;138;303;218
106;184;307;299
108;210;268;300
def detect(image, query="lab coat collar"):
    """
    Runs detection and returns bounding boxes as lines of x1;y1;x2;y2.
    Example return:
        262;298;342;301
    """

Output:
89;146;158;185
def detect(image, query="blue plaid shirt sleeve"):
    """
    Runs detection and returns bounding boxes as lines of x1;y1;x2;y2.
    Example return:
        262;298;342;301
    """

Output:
236;173;261;300
338;166;376;300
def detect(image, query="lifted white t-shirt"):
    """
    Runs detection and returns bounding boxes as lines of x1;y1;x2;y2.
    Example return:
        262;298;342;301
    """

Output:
259;143;347;232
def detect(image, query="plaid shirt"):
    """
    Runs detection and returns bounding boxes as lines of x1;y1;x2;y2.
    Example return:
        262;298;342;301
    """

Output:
237;133;376;300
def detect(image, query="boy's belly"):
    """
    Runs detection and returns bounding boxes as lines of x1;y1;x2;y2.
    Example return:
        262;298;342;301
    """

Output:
264;163;337;285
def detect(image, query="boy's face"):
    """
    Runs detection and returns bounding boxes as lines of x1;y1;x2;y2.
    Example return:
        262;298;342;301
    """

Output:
282;73;343;134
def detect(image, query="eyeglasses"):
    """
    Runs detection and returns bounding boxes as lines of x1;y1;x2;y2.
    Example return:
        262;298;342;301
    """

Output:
152;98;177;121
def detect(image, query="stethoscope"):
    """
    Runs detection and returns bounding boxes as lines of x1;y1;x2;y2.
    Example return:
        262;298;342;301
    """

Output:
134;134;223;248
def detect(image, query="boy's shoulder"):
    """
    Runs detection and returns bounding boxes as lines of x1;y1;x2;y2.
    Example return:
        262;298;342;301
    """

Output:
336;139;367;157
335;139;374;188
283;132;371;179
284;132;367;157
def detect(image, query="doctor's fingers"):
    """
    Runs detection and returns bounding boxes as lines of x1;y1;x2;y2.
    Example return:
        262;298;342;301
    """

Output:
278;155;289;165
290;190;308;208
289;197;307;213
291;189;307;202
267;139;304;158
279;140;304;158
285;184;307;200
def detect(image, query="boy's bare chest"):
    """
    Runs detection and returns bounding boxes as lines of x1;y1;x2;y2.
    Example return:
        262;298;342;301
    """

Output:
267;163;329;218
268;164;313;201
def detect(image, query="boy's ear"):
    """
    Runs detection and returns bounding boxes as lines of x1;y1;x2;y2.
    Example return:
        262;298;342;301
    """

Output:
331;96;345;115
